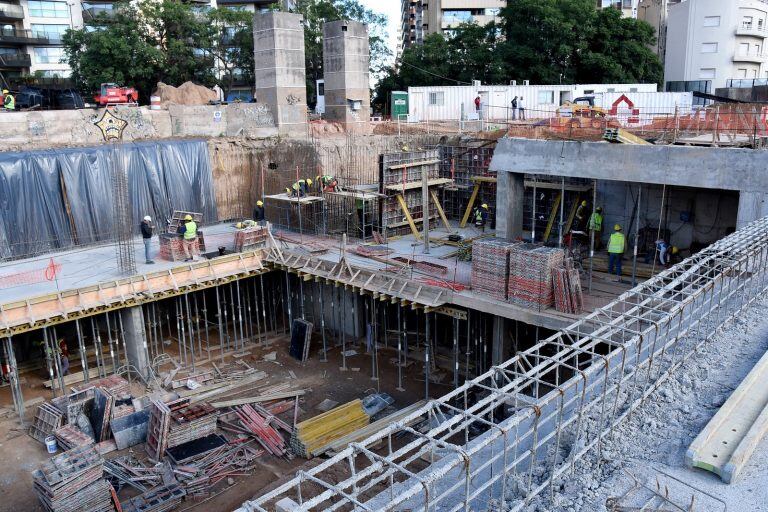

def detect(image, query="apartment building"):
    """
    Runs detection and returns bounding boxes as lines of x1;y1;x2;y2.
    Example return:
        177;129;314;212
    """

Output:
637;0;683;66
596;0;639;18
400;0;505;51
664;0;768;94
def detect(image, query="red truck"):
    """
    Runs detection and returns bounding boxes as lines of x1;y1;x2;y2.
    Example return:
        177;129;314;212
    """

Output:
93;83;139;106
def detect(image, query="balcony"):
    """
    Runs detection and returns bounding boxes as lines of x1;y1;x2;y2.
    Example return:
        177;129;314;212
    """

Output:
736;22;768;38
0;3;24;20
82;6;118;22
733;50;768;64
0;51;30;68
0;28;51;45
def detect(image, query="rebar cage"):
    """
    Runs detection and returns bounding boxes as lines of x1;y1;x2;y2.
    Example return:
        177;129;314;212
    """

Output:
240;214;768;512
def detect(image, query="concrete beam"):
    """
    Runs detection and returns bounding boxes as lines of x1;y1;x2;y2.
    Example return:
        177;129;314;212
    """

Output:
489;138;768;193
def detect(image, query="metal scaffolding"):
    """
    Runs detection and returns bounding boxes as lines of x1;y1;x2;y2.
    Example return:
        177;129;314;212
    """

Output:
239;214;768;512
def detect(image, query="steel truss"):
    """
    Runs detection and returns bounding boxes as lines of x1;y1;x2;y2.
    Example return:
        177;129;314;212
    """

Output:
239;215;768;512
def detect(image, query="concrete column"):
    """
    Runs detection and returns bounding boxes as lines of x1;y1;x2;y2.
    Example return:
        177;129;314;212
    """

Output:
254;12;308;136
322;20;371;134
121;306;150;380
737;191;768;229
496;171;525;240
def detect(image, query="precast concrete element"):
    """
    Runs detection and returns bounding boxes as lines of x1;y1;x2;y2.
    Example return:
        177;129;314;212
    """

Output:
254;12;308;137
322;20;371;133
238;214;768;512
686;348;768;483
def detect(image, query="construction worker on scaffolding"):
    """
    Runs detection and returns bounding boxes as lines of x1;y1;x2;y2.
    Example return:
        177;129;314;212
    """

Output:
588;206;603;249
178;214;199;262
473;203;489;232
316;174;338;192
608;224;626;282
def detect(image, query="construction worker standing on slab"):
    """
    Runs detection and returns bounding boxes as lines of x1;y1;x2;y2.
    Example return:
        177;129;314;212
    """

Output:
141;215;155;264
316;174;337;192
3;89;14;111
178;214;198;262
588;206;603;249
608;224;625;282
473;203;489;231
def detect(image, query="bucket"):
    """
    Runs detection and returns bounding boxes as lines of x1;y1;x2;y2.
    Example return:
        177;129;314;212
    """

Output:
150;95;161;110
45;436;57;454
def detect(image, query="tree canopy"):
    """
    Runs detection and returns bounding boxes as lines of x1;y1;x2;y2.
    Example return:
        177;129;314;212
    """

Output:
373;0;663;114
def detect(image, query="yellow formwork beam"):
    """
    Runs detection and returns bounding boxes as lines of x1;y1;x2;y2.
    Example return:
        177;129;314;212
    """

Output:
430;190;453;233
395;193;422;240
543;193;561;242
460;183;481;228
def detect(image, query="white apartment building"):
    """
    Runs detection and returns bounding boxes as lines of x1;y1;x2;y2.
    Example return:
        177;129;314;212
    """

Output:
400;0;505;51
597;0;640;18
664;0;768;92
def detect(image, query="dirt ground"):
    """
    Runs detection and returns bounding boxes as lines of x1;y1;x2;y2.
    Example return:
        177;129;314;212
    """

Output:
0;326;441;512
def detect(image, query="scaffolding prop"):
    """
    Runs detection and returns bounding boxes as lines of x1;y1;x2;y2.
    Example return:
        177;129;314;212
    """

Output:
239;214;768;512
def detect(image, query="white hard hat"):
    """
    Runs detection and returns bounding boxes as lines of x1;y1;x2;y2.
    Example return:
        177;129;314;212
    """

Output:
144;216;151;221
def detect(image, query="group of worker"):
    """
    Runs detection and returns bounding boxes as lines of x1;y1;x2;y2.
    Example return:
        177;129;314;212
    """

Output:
575;201;678;282
140;213;200;264
284;175;338;197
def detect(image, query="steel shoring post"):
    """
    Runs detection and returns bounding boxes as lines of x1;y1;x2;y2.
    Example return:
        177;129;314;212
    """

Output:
236;280;245;346
90;318;104;378
259;275;269;340
372;298;379;383
184;293;196;372
465;311;470;380
252;279;261;346
425;310;430;400
631;185;641;287
589;179;597;293
215;286;225;364
397;305;404;391
531;177;537;242
105;313;117;374
341;288;348;371
232;283;242;350
52;326;67;395
117;313;128;369
202;292;210;356
193;293;202;357
285;273;293;335
299;279;305;320
74;319;89;384
453;316;459;389
176;297;185;368
558;177;565;248
319;283;327;362
4;336;24;424
42;328;56;398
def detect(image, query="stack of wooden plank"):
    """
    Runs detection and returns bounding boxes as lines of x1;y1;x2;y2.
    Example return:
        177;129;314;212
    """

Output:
289;399;369;458
32;445;114;512
314;400;427;456
552;260;583;314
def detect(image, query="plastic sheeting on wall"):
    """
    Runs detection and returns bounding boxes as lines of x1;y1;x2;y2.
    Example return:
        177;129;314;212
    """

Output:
0;139;218;260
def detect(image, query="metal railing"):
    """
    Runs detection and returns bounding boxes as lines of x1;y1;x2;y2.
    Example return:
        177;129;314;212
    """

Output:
238;213;768;511
0;27;51;44
0;2;24;19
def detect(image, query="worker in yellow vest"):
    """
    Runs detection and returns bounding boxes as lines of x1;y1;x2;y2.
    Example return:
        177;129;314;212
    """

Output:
588;206;603;249
178;214;198;262
2;89;14;111
608;224;625;282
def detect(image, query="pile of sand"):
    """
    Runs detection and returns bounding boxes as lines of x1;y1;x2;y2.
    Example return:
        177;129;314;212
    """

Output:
152;81;218;107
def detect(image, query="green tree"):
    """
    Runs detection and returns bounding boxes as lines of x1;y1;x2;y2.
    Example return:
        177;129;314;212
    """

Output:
206;7;255;98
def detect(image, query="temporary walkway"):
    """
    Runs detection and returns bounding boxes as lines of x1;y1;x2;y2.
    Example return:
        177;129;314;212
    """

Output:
238;214;768;512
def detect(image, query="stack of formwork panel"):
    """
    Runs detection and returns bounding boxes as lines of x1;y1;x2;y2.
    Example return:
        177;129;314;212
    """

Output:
234;225;268;252
54;424;94;451
508;244;565;309
29;402;65;443
553;259;583;314
122;483;186;512
471;238;518;301
145;399;171;461
166;400;218;449
32;445;114;512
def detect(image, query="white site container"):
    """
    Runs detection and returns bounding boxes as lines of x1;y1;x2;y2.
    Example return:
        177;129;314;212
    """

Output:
407;83;661;122
591;91;694;126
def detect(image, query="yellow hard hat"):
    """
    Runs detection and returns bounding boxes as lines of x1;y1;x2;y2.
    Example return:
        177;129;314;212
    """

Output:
581;200;587;206
316;175;321;181
2;89;7;94
306;178;313;186
614;224;622;231
236;222;243;229
184;214;193;221
671;246;679;255
481;203;488;209
285;187;291;193
256;200;263;207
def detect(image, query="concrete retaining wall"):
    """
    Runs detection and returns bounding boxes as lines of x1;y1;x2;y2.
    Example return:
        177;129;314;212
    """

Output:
0;103;278;151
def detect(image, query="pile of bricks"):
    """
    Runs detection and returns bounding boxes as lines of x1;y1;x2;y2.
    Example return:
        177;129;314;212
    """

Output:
32;445;114;512
159;233;206;262
508;244;565;309
471;239;518;301
234;225;268;252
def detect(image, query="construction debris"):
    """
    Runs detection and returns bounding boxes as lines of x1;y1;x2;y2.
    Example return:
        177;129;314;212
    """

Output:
152;81;218;107
33;445;114;512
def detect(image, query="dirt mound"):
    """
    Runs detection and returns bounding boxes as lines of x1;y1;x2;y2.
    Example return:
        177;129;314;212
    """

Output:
152;81;218;107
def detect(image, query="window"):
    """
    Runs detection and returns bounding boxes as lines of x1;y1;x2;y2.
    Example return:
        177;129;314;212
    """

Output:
738;68;748;78
740;42;750;54
428;91;444;106
701;42;718;53
485;8;500;16
630;87;638;92
31;24;69;42
699;68;716;79
442;10;472;24
703;16;720;27
537;90;554;104
28;0;69;18
317;82;324;96
33;46;64;64
583;89;594;95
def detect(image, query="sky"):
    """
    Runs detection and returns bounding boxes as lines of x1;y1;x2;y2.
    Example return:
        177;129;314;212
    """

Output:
359;0;400;65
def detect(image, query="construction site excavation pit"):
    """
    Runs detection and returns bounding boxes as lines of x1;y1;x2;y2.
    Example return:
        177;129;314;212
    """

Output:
0;130;767;512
